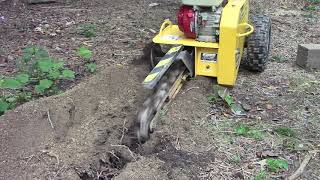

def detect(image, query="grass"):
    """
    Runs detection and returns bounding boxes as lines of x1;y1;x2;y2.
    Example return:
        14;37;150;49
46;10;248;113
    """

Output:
256;171;267;180
274;127;295;137
76;23;97;38
207;93;219;104
271;55;287;63
234;123;264;140
231;155;241;165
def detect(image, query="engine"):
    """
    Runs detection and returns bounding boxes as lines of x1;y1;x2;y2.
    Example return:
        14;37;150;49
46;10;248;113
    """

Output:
177;5;223;43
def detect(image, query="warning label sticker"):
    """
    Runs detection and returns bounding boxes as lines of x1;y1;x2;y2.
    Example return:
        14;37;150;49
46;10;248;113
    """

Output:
201;53;217;62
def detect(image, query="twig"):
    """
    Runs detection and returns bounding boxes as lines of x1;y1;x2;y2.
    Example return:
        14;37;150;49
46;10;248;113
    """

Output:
120;119;127;143
47;110;54;129
97;170;107;180
182;87;200;94
41;150;60;165
24;154;37;165
108;151;120;160
288;150;319;180
53;164;66;179
40;6;91;11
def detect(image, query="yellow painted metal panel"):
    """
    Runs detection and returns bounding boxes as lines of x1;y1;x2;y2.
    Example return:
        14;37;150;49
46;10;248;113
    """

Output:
195;47;218;77
153;25;219;49
150;0;251;87
217;0;249;86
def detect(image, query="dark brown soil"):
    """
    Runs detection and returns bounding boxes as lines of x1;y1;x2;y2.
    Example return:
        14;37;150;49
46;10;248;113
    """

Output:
1;0;320;180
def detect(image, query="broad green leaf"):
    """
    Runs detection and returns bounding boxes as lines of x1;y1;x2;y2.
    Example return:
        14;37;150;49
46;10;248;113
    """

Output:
0;79;22;89
48;70;61;80
0;100;9;114
17;91;32;103
22;45;49;62
62;70;75;79
5;96;17;103
267;159;289;172
224;95;234;106
35;47;49;59
16;74;30;84
35;79;53;94
77;46;92;59
23;45;38;62
52;60;65;70
39;79;53;89
37;59;54;72
22;54;32;63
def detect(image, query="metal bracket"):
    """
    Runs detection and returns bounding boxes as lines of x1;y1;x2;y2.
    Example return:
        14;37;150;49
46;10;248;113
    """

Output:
176;50;194;77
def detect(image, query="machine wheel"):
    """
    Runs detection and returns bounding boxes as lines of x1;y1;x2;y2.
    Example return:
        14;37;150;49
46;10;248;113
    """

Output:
150;43;166;69
243;14;271;72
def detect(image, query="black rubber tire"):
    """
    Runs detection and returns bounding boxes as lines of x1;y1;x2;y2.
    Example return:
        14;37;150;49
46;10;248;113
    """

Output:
150;43;166;69
243;14;272;72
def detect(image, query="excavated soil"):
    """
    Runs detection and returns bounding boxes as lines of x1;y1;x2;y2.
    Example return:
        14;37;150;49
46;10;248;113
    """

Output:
1;0;320;179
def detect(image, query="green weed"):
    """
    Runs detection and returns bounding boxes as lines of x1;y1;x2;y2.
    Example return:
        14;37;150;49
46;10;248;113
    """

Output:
76;23;97;38
85;63;97;73
274;127;295;137
256;171;267;180
266;158;289;172
271;55;287;63
231;155;241;165
77;46;93;59
234;123;263;140
207;93;218;103
307;0;320;3
0;44;76;115
306;5;317;11
77;46;97;74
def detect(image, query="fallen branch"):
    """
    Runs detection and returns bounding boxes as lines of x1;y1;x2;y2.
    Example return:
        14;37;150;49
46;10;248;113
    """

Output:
288;150;319;180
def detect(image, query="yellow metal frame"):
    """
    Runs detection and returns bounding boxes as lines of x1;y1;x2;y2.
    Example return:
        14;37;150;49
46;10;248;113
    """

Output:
152;0;252;86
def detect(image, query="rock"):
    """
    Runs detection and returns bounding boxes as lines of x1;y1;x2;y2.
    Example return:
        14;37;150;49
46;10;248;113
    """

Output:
241;103;251;111
266;104;273;110
7;55;14;61
26;0;56;4
149;3;160;7
54;46;63;52
49;32;57;37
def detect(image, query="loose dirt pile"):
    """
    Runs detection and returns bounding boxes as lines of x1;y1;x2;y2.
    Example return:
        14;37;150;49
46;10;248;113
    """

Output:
0;0;320;179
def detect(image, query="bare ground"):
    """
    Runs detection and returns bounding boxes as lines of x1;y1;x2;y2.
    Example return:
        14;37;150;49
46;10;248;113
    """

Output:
0;0;320;179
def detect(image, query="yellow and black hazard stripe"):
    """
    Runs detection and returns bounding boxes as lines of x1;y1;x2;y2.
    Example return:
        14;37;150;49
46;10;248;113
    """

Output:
143;45;183;89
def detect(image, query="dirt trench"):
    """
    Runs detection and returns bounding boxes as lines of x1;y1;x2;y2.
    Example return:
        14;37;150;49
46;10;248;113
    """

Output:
1;0;320;179
0;60;148;179
0;54;216;180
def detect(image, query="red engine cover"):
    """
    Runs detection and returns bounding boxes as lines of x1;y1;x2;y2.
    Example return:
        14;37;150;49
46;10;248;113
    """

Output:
177;5;196;39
